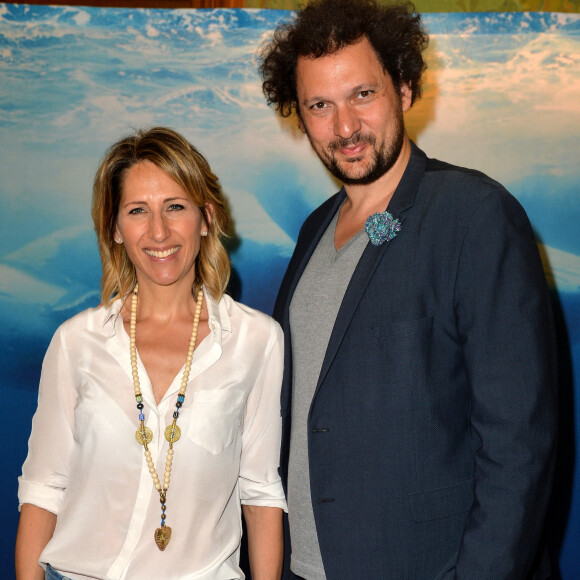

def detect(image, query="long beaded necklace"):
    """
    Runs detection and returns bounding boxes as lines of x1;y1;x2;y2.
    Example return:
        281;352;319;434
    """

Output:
130;283;204;551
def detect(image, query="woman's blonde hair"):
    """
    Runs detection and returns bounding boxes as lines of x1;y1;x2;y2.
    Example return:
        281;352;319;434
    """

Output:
92;126;231;305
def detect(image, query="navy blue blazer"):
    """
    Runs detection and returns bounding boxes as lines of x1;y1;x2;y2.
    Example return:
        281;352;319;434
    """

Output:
273;143;557;579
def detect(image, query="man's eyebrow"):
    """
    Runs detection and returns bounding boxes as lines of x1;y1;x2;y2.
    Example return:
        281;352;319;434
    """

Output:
302;82;382;105
302;94;328;105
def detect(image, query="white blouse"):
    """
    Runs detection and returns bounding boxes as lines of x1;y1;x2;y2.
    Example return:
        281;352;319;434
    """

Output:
18;290;286;580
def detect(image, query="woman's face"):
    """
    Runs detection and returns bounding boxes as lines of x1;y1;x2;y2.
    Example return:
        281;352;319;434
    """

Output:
114;160;209;290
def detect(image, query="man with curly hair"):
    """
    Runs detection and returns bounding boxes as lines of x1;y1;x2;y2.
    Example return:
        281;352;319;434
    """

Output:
259;0;557;578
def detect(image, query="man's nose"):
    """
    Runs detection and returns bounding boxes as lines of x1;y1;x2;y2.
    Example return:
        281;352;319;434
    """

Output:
334;103;361;139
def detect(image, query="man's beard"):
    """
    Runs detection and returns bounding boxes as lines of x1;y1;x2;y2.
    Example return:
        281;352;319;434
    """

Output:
306;108;405;186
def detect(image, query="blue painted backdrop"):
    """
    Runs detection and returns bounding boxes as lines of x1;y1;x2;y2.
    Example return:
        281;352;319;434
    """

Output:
1;4;579;577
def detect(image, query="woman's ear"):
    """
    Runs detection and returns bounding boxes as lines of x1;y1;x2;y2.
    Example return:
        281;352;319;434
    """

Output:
201;203;214;235
204;203;214;223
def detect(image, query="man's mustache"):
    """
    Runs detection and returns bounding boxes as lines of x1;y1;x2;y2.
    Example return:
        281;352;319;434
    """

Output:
328;132;376;153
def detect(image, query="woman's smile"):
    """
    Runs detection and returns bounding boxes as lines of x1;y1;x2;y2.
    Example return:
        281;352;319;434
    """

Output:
144;246;181;259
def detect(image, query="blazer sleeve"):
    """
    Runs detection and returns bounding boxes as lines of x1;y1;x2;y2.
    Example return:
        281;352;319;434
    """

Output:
453;189;558;578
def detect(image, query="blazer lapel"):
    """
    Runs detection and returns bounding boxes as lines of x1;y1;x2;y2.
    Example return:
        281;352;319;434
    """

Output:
275;190;346;420
315;143;428;393
274;190;346;328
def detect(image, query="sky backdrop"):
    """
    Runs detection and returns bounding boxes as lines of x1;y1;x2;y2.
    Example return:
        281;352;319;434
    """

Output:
1;4;579;576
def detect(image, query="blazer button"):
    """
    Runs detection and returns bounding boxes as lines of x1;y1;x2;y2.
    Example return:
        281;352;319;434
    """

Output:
318;498;335;504
312;427;329;433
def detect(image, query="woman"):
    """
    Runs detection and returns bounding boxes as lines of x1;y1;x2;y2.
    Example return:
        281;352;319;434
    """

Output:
16;127;285;580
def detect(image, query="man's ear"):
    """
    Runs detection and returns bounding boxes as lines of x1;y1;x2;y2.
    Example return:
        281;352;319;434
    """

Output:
400;83;413;113
297;111;307;134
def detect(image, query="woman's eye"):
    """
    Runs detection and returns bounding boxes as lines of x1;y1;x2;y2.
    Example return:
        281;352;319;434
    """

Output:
128;207;144;215
168;203;185;211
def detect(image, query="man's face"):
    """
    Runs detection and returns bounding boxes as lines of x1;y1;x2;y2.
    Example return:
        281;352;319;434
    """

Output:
296;37;412;186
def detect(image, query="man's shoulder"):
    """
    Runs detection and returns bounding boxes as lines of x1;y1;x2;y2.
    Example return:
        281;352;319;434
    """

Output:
417;151;531;232
423;154;508;197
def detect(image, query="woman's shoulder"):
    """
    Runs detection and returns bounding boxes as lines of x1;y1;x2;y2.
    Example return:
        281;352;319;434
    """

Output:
54;300;121;341
220;293;282;338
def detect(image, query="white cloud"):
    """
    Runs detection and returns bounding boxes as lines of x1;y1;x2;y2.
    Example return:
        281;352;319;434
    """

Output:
408;30;580;184
0;263;66;305
229;187;295;255
72;10;90;27
538;244;580;293
4;225;91;268
145;23;159;38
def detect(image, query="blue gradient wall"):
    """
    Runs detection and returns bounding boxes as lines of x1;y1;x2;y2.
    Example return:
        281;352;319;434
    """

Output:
1;4;579;577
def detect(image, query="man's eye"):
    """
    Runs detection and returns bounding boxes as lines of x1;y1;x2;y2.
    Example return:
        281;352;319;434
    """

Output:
312;102;326;110
358;90;372;98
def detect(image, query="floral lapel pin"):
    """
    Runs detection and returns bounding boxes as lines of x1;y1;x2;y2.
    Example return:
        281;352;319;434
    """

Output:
364;210;402;246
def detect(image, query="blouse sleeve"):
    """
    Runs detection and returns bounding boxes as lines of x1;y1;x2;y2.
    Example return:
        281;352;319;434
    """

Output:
18;322;77;515
238;318;287;511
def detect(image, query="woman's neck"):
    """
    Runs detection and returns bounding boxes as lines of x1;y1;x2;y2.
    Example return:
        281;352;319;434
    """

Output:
125;277;201;324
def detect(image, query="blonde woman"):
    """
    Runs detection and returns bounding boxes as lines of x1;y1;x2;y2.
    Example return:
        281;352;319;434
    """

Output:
16;127;285;580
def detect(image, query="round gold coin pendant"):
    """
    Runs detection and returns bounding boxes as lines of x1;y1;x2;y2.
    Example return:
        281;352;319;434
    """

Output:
135;426;153;445
165;424;181;443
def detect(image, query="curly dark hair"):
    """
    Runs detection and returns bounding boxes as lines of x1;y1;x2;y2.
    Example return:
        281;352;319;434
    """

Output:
259;0;428;118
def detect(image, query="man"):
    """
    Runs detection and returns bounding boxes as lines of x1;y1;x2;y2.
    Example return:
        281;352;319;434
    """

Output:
258;0;558;578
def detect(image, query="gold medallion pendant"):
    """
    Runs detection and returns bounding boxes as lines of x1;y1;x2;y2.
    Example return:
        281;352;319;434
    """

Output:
165;423;181;443
135;426;153;445
154;526;172;551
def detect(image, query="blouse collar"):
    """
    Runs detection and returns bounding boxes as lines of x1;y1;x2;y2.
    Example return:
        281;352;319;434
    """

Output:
101;286;231;338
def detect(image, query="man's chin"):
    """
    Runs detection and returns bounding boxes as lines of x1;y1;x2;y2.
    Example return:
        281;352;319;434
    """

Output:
329;163;375;185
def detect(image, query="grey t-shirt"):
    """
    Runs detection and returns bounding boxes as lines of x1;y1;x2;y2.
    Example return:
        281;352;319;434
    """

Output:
288;210;368;579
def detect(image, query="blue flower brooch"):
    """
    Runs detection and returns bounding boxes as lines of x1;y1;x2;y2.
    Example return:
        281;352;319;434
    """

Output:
364;211;402;246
